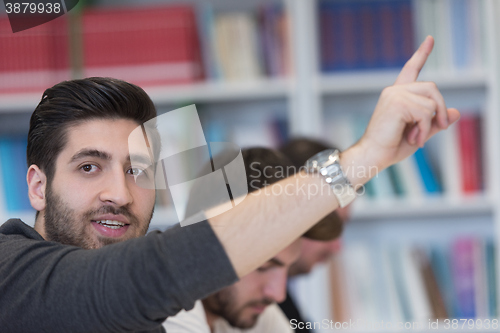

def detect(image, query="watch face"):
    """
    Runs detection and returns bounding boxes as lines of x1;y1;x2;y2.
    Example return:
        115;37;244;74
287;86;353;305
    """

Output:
316;149;339;164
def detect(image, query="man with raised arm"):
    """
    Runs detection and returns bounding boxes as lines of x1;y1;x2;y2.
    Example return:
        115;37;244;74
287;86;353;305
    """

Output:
0;36;459;333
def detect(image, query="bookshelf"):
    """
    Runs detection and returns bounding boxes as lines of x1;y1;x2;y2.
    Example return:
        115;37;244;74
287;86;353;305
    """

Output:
1;0;500;331
290;0;500;331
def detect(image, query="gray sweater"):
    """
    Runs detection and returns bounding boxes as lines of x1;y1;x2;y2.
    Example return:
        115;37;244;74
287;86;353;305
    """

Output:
0;219;237;333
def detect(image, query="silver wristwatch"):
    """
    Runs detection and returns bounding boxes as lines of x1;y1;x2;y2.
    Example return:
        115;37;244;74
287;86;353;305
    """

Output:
305;149;356;207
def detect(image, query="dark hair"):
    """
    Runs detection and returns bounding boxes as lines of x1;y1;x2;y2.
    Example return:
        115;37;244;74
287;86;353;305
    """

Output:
242;147;294;193
279;137;338;169
27;77;157;181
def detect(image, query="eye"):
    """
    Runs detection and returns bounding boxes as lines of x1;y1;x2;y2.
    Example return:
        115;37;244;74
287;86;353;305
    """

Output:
257;264;272;273
80;164;99;173
128;167;147;177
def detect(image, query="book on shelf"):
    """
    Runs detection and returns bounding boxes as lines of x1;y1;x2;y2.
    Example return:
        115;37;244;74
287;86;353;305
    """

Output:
205;4;290;82
319;0;486;74
0;137;32;214
457;113;483;194
319;0;414;73
0;16;70;93
330;237;498;323
1;2;291;95
414;0;486;73
82;5;204;87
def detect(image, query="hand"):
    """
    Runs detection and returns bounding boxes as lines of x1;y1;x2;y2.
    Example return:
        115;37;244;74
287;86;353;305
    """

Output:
356;36;461;171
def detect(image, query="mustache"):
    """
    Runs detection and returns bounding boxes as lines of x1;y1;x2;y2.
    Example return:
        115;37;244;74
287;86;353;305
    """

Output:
245;298;273;308
84;205;136;221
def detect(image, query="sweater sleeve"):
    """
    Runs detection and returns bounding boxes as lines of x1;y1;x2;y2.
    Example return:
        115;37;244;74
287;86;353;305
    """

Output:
0;219;237;333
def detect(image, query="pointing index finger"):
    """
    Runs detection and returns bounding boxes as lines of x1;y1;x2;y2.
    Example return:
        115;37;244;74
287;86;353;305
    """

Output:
395;36;434;85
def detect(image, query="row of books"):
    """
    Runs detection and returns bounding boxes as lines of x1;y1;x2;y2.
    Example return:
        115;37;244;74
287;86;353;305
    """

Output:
326;112;484;201
0;2;290;93
415;0;486;72
330;238;497;322
319;0;415;72
319;0;486;73
199;3;291;81
3;0;486;95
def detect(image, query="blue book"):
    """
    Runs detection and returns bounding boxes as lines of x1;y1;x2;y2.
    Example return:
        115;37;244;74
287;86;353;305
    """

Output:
450;0;469;69
0;138;19;211
430;246;458;318
413;148;441;194
319;0;413;72
12;138;31;211
486;241;497;317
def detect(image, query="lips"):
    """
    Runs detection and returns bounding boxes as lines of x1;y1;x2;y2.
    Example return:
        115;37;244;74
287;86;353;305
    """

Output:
91;215;130;238
94;220;126;229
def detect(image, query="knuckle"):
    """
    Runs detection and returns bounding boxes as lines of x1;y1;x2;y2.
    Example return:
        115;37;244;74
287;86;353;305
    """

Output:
381;86;393;97
425;81;438;90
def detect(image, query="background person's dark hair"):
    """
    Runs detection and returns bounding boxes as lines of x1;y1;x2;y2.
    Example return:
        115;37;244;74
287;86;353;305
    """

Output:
183;147;294;222
279;137;339;169
242;147;294;194
27;77;158;182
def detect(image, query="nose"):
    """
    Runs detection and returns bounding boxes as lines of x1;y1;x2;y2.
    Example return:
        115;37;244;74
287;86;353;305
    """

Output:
99;168;134;207
262;270;288;303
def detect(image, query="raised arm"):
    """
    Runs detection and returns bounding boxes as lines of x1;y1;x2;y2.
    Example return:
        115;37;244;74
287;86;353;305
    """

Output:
210;36;460;277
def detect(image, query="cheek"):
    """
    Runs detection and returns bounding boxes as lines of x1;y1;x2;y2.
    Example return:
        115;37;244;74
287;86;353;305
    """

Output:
134;188;156;210
53;179;96;210
232;276;259;305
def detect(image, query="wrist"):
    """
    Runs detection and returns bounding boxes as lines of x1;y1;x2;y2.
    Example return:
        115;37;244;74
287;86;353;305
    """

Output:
340;143;381;189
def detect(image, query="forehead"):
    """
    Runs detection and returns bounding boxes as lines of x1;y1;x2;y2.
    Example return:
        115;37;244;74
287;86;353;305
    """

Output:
60;118;144;161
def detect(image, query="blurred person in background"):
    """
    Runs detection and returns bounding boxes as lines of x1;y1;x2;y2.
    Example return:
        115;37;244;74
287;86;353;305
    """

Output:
164;147;345;333
279;138;352;333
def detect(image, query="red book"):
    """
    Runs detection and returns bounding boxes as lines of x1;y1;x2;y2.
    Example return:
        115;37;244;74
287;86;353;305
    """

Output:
457;114;482;193
0;16;70;93
82;5;204;87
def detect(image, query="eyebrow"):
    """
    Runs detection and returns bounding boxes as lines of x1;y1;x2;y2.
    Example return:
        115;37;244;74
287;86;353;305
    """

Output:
128;154;154;166
70;149;111;163
266;258;286;267
69;149;152;166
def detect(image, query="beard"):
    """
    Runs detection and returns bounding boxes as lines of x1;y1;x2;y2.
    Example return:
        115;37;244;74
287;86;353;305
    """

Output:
202;287;273;329
43;181;153;250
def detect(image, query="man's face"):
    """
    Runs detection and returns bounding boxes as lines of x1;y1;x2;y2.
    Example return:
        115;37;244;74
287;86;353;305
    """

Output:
40;118;156;249
203;240;301;329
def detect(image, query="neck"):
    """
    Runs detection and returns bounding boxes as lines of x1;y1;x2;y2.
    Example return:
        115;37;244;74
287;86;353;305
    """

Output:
202;302;218;333
33;216;47;240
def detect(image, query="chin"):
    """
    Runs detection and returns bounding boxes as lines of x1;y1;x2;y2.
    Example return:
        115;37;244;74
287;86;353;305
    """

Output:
236;316;259;329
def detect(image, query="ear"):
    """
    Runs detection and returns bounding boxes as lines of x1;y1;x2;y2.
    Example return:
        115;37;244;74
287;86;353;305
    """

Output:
27;165;47;212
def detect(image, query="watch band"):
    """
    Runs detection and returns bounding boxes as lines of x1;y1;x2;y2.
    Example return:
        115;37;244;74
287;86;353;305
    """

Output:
305;149;356;207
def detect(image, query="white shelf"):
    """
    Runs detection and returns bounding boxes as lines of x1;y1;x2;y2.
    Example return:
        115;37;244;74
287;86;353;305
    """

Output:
351;194;493;221
0;78;291;113
0;92;42;113
0;70;485;112
319;70;488;95
143;78;290;105
0;211;36;228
